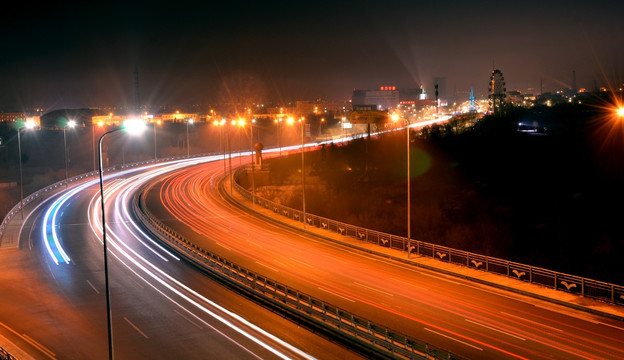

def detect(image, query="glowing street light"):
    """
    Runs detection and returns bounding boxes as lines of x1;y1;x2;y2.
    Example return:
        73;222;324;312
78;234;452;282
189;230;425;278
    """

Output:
617;107;624;118
406;117;412;258
64;119;76;187
17;119;36;219
97;118;146;360
299;117;307;229
274;118;283;157
153;119;161;160
185;118;194;158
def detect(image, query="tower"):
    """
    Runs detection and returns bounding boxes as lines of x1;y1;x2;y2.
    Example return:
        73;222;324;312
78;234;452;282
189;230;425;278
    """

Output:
572;70;577;95
469;87;476;112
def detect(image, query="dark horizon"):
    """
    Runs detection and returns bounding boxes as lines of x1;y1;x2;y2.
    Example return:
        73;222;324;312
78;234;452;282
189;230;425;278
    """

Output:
1;1;623;112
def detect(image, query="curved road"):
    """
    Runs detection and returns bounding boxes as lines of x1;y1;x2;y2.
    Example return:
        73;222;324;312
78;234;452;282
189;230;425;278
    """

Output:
145;159;624;360
0;158;361;359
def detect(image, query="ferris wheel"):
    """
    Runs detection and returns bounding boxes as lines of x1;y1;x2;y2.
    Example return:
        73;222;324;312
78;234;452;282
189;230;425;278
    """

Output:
488;69;506;116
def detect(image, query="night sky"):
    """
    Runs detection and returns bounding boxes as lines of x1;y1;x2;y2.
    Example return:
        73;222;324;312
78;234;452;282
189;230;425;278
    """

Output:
1;0;622;111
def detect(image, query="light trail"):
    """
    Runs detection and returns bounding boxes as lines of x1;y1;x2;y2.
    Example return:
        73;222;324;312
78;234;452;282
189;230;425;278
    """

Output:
65;157;318;360
154;159;624;360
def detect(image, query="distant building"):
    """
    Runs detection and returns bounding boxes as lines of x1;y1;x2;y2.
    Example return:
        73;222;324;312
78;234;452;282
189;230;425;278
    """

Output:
294;101;348;116
0;113;41;128
160;112;199;123
0;112;26;123
352;86;400;110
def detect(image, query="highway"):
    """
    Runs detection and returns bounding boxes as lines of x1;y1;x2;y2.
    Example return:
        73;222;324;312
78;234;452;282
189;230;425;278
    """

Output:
0;158;361;359
145;159;624;360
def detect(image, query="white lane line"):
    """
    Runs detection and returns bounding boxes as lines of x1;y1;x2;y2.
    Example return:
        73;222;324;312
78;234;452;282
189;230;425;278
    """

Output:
317;287;356;303
124;317;149;339
424;328;483;351
353;282;394;297
596;321;624;332
289;257;314;268
465;319;526;340
501;312;564;333
86;280;100;294
389;277;428;291
174;310;203;330
418;271;461;285
217;242;232;251
255;261;279;272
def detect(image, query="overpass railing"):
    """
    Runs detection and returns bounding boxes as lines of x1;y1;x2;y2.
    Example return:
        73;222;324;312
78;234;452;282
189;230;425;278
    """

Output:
134;189;467;360
232;167;624;307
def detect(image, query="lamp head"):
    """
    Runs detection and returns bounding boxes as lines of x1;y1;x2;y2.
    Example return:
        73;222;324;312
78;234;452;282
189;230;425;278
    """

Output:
123;118;147;135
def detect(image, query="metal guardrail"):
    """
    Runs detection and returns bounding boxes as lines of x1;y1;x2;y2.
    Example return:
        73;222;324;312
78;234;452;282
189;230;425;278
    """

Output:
134;188;467;360
0;153;220;245
232;167;624;307
0;346;17;360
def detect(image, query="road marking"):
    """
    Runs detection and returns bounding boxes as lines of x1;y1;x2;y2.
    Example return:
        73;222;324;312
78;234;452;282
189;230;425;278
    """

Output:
418;271;461;285
124;317;149;339
289;257;314;268
0;322;56;359
596;321;624;332
22;334;56;359
424;328;483;351
245;239;263;249
317;287;356;303
389;277;428;291
86;280;100;294
216;242;232;251
501;312;563;333
353;282;394;297
174;310;202;329
255;261;279;272
465;319;526;340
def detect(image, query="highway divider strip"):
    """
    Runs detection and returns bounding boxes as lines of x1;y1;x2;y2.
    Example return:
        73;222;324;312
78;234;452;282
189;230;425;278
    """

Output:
133;186;468;360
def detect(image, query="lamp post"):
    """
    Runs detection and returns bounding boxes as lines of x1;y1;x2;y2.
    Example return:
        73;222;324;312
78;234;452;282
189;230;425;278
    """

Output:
229;120;234;194
275;118;282;158
153;120;159;160
64;120;76;187
16;120;35;219
92;123;96;171
17;128;24;220
248;119;256;208
300;117;307;229
185;118;194;158
406;118;411;258
97;119;146;360
220;119;226;175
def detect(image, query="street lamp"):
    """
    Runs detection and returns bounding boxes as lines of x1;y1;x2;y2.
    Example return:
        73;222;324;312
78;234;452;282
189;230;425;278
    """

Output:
64;120;76;187
238;118;245;166
244;119;257;208
17;119;36;219
299;117;307;229
97;118;146;360
229;120;236;194
274;118;283;158
153;120;161;160
186;118;194;158
215;119;227;174
406;117;412;258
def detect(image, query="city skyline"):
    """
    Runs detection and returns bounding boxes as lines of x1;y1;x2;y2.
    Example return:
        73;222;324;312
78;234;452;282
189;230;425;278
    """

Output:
1;0;622;111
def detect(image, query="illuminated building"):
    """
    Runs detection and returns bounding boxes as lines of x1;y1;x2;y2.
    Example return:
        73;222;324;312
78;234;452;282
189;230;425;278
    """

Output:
352;86;399;110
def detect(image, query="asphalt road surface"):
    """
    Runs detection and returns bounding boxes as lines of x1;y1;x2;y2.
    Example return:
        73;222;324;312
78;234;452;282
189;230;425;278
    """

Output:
0;158;362;359
145;158;624;360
